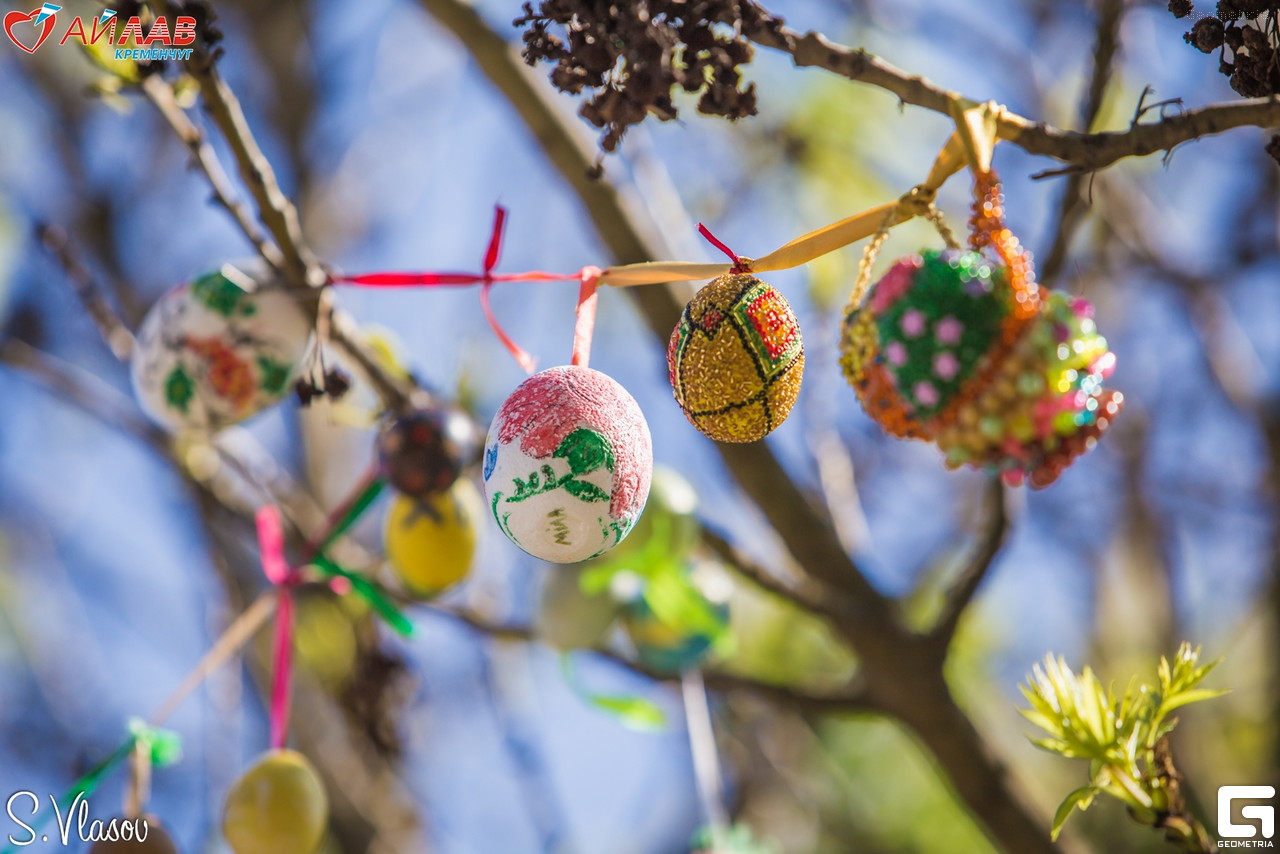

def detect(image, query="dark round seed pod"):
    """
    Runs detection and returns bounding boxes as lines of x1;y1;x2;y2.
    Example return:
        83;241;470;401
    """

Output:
1187;17;1226;52
377;405;478;498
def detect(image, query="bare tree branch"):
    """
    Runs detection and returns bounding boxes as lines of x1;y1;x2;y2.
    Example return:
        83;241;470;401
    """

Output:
35;224;137;361
182;59;320;286
1039;0;1125;284
0;339;172;459
701;526;848;625
930;479;1010;644
420;604;877;716
739;12;1280;173
140;74;286;273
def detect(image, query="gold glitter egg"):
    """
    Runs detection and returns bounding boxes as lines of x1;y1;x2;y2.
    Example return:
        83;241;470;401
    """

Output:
667;274;804;443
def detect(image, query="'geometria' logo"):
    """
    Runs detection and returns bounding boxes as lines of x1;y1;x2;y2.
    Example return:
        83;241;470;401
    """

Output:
1220;786;1276;849
3;5;197;61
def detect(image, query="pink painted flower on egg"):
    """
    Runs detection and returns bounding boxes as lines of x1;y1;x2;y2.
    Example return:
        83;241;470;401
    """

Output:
933;351;960;381
885;341;908;367
493;366;651;522
913;381;939;407
901;310;927;338
935;316;964;345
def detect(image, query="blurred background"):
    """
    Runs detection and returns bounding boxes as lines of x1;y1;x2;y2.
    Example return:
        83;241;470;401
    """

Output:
0;0;1276;852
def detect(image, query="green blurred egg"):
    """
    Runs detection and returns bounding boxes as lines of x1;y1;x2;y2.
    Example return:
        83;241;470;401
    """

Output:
596;467;700;568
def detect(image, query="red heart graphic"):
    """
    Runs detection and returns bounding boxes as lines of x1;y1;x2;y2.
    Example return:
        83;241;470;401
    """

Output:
4;9;57;54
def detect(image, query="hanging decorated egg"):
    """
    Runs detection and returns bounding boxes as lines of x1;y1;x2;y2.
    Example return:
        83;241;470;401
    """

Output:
841;249;1120;487
620;561;731;674
384;478;482;598
932;291;1122;488
483;366;652;563
668;273;804;443
131;265;312;433
87;817;181;854
535;562;624;650
222;749;328;854
622;592;728;674
377;404;479;498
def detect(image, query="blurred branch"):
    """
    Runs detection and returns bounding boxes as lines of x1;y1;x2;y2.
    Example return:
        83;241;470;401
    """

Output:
35;224;137;360
142;3;416;411
180;58;319;284
701;526;848;624
420;604;877;716
139;75;285;272
930;479;1010;644
0;339;171;459
1039;0;1125;283
741;10;1280;173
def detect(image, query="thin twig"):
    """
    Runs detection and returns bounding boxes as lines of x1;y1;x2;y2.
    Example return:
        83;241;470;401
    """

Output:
35;224;137;360
139;75;285;273
0;339;171;458
1039;0;1125;283
147;592;277;726
180;57;319;286
419;604;876;715
701;526;845;624
740;12;1280;173
931;479;1010;643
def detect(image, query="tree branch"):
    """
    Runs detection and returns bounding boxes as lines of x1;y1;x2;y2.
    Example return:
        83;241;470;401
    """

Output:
35;224;137;361
0;339;172;460
181;57;319;286
701;525;848;625
930;479;1010;644
139;74;286;273
1039;0;1125;283
420;604;877;716
740;13;1280;173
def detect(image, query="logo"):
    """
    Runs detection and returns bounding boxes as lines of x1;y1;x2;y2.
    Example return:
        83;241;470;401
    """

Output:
3;5;196;61
1219;786;1275;848
3;4;59;53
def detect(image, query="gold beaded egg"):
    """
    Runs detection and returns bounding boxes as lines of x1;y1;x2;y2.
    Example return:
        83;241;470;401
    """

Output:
667;274;804;443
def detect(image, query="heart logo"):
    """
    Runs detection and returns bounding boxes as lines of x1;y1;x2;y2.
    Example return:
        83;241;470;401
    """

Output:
4;9;57;54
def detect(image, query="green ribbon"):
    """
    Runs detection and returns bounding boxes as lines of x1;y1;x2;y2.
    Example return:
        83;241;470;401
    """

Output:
559;654;667;731
0;724;181;854
311;554;414;638
309;477;386;558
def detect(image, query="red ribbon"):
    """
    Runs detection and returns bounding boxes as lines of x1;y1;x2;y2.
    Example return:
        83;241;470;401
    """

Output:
255;505;295;751
572;267;602;368
697;223;749;274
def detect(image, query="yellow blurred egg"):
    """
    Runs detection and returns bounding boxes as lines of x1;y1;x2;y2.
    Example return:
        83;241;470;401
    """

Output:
222;749;327;854
384;479;482;598
667;274;804;443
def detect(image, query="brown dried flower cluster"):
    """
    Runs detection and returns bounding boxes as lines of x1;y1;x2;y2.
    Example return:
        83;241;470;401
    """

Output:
1170;1;1280;161
1171;1;1280;97
514;0;780;151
